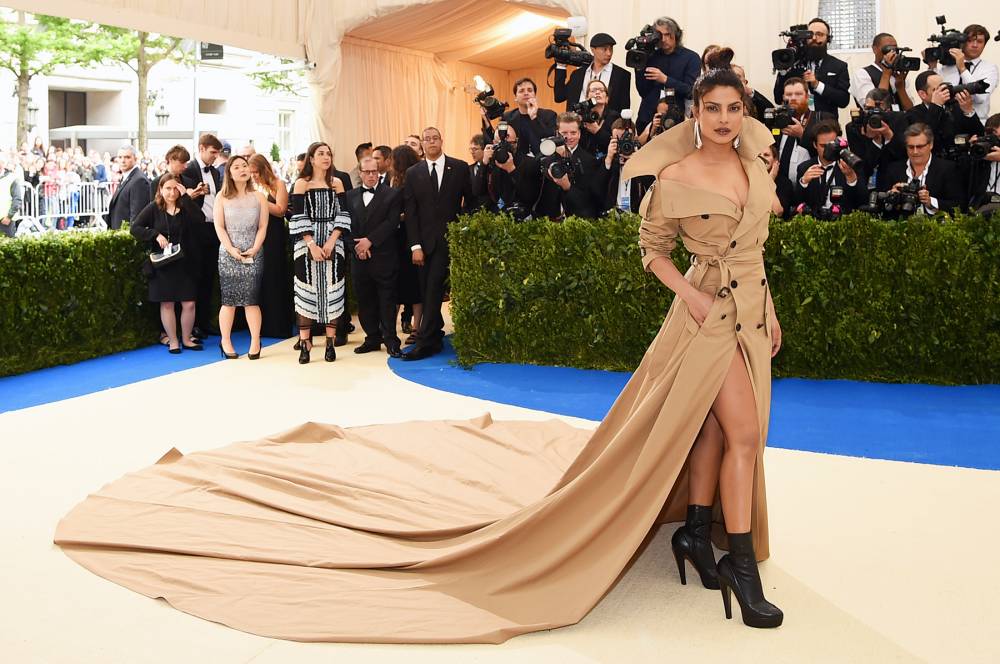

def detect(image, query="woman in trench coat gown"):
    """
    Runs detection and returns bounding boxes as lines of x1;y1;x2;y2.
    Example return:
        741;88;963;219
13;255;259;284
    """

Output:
55;69;785;641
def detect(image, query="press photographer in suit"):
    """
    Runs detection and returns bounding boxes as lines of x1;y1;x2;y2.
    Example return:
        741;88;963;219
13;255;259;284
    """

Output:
793;119;867;216
969;113;1000;209
774;77;836;184
881;123;964;215
906;71;984;156
519;112;602;220
501;78;558;158
846;89;908;191
554;32;632;115
480;122;527;216
402;127;472;361
772;18;850;116
344;157;403;358
105;145;150;230
600;118;654;214
634;16;700;133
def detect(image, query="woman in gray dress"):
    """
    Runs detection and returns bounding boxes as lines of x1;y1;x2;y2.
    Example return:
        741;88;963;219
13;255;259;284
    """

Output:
214;155;269;360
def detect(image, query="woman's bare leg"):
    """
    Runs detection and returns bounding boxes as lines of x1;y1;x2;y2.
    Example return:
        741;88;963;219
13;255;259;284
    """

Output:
219;305;236;354
160;302;178;350
711;348;760;534
688;411;724;507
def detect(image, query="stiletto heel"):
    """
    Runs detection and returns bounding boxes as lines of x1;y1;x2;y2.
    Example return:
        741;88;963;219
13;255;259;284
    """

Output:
670;505;720;589
218;342;238;360
716;532;783;628
248;342;261;360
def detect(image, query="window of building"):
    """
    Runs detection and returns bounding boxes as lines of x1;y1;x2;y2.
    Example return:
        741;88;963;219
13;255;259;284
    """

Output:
818;0;879;51
198;98;226;115
277;110;294;155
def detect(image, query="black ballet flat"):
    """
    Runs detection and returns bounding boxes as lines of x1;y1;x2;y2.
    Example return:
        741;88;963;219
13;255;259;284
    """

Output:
168;346;181;355
183;342;204;351
218;342;238;360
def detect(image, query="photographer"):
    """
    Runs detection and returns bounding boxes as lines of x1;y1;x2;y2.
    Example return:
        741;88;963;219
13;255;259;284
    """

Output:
732;64;774;120
601;118;655;214
906;71;984;155
846;89;908;190
481;123;528;216
634;17;700;134
969;113;1000;208
501;78;558;158
467;134;495;212
578;80;620;158
882;123;964;215
520;112;601;219
793;120;867;217
850;33;915;111
932;24;998;123
774;77;837;183
772;18;851;115
638;95;684;145
554;33;632;114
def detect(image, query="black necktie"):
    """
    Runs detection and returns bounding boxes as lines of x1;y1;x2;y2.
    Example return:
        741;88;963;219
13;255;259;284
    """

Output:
430;162;439;193
779;136;795;178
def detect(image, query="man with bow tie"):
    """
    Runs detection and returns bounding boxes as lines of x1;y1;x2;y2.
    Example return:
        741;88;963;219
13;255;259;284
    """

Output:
104;145;149;230
181;133;224;338
772;17;850;116
343;157;403;358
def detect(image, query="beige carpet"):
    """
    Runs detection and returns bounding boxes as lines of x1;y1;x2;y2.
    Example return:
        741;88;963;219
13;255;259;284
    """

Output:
1;328;997;663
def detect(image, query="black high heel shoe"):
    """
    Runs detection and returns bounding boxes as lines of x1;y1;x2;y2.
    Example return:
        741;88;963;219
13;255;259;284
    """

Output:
248;343;261;360
671;504;720;589
298;339;311;364
717;532;783;628
218;342;238;360
325;337;336;362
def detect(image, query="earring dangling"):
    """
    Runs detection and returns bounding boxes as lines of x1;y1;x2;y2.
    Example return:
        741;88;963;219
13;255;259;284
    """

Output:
733;134;741;149
694;121;703;149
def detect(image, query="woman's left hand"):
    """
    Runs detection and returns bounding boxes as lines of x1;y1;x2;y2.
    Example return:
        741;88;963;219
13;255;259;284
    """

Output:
321;242;335;260
241;246;259;259
770;314;782;357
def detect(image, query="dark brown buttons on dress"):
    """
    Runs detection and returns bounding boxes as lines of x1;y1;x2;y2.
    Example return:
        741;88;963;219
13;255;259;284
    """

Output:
730;241;737;248
701;214;710;219
761;278;767;286
721;314;727;320
718;287;730;298
730;280;738;289
735;323;742;331
757;323;764;329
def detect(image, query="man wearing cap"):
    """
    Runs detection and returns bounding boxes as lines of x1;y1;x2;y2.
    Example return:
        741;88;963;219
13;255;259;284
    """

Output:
554;33;632;115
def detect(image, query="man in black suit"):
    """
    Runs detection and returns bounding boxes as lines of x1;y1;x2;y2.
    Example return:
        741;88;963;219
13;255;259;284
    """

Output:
773;18;850;116
104;145;149;230
519;112;602;219
600;120;654;214
501;78;558;158
881;123;965;215
554;33;632;115
905;71;984;156
344;156;403;357
180;133;223;337
793;119;867;217
402;127;472;360
466;134;494;212
846;89;908;191
775;77;837;184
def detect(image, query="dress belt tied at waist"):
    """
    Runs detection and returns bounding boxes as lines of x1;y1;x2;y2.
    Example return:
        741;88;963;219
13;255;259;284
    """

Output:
690;249;764;297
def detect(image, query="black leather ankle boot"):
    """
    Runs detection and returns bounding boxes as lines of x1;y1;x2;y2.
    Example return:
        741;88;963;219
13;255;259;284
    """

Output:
717;531;783;628
671;504;720;589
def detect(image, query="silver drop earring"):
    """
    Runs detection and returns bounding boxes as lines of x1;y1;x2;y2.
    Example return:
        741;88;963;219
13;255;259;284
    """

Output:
733;134;741;149
694;120;703;149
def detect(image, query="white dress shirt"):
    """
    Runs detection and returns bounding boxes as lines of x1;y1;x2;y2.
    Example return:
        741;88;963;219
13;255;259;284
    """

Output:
410;155;447;251
906;155;939;213
937;58;999;123
196;157;217;221
578;61;613;102
850;64;907;109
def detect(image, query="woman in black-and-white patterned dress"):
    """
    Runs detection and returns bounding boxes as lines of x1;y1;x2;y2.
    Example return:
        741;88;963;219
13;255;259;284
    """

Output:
289;141;351;364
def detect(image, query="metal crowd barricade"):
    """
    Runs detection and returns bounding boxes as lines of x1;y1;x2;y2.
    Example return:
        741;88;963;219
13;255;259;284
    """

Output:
15;181;115;237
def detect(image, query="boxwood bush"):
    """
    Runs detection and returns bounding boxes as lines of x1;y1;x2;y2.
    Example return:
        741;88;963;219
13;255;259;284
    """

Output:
448;211;1000;385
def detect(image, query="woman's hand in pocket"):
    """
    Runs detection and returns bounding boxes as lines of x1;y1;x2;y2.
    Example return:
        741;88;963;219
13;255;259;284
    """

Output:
684;289;715;326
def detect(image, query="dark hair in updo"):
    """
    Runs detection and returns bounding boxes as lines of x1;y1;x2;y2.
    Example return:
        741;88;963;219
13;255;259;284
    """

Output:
692;67;748;108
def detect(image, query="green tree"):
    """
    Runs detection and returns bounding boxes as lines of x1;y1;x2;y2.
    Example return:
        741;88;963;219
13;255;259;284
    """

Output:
248;58;307;97
94;27;187;151
0;11;102;147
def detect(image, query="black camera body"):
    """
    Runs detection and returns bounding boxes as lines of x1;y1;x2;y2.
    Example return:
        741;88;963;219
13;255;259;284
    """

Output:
474;84;509;121
539;135;576;181
943;80;992;101
571;98;601;124
795;203;842;221
942;133;1000;161
625;25;660;70
851;107;886;130
881;44;921;73
926;16;966;67
651;89;685;136
763;104;794;133
865;179;922;216
772;24;812;71
493;122;514;165
545;28;594;68
822;138;865;172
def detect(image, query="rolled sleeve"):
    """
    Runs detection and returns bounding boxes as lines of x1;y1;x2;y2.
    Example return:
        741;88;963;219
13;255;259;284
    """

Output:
637;183;679;271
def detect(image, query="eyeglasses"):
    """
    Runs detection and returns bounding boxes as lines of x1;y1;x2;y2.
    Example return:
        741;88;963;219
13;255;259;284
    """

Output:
906;142;931;150
360;169;379;174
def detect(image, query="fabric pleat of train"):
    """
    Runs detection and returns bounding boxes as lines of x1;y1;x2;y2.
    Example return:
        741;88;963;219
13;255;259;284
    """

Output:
54;118;778;644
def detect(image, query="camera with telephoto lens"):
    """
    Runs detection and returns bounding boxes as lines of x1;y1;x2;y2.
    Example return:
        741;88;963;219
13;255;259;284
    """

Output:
625;24;660;70
881;45;921;73
616;109;641;156
795;202;842;221
941;133;1000;162
763;104;794;133
942;80;992;104
771;24;813;71
538;135;575;180
571;98;601;124
493;121;514;165
863;179;922;216
473;82;509;121
851;107;886;130
925;16;966;67
822;138;865;172
544;28;594;67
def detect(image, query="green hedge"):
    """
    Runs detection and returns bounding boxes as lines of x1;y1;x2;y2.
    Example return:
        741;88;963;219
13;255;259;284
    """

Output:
448;211;1000;385
0;230;158;377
